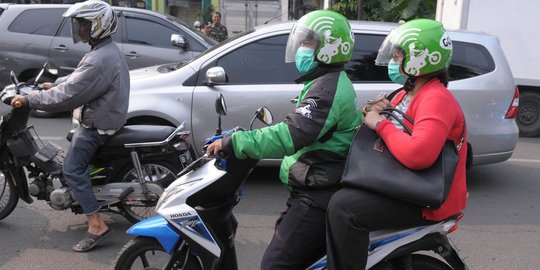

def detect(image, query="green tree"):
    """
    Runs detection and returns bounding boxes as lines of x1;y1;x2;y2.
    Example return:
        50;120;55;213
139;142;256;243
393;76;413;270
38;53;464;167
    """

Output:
200;4;215;25
331;0;437;22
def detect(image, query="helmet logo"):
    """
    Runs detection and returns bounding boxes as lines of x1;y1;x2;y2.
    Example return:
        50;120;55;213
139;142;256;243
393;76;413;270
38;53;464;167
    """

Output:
399;28;443;76
308;17;352;64
440;32;452;50
405;43;442;76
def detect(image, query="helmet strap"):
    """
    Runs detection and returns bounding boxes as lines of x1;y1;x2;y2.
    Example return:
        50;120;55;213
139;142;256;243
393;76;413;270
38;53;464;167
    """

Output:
403;76;416;92
89;36;110;49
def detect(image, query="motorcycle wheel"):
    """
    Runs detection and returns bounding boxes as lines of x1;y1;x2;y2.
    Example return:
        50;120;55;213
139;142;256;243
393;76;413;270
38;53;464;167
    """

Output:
410;254;453;270
116;161;181;223
0;172;19;221
372;254;452;270
114;236;202;270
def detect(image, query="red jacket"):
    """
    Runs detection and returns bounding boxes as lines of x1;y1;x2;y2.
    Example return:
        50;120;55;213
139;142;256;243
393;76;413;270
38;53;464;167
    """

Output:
375;79;467;221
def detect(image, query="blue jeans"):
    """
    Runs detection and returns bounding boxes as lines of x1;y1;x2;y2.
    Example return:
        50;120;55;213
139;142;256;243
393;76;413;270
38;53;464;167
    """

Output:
64;127;111;215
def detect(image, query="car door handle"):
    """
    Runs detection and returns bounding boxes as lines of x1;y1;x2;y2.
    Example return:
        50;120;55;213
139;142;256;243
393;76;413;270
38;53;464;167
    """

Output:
290;97;298;104
125;51;140;58
53;45;69;52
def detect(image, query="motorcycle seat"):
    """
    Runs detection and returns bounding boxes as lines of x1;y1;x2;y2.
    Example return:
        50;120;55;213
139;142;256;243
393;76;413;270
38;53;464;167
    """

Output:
104;125;176;147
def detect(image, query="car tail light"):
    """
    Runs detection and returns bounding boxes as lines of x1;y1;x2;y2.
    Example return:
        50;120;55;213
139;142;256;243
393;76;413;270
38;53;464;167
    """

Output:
505;86;519;119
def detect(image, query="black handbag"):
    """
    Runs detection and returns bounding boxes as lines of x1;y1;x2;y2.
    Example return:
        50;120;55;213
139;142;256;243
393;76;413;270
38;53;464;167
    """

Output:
341;108;464;209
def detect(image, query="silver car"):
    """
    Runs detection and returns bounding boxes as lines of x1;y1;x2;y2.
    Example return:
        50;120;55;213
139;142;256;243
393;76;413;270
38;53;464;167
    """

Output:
0;4;217;87
127;21;519;167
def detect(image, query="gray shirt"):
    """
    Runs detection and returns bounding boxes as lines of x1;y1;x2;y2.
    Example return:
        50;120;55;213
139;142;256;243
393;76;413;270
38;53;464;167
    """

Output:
27;38;130;130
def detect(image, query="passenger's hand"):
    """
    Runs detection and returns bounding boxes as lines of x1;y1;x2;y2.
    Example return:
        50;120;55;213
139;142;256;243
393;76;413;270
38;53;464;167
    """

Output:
39;82;53;89
364;111;384;130
206;139;223;157
365;99;393;113
10;95;26;108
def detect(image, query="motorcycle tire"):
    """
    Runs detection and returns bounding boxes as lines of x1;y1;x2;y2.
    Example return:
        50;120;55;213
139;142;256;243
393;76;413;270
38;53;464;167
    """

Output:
114;236;202;270
0;172;19;221
371;254;452;270
409;254;453;270
116;160;181;224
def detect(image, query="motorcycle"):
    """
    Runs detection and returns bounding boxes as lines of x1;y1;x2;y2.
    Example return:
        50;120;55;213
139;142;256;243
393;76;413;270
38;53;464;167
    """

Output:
0;66;195;223
114;95;469;270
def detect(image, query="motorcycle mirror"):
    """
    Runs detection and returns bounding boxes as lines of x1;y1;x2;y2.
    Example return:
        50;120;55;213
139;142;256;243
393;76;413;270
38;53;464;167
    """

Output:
215;93;227;135
256;107;273;125
10;71;19;85
250;106;274;130
34;63;59;86
45;62;59;76
215;93;227;116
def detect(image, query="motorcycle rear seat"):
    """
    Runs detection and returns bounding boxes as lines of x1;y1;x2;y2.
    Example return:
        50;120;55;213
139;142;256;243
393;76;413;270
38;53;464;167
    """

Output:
104;125;176;147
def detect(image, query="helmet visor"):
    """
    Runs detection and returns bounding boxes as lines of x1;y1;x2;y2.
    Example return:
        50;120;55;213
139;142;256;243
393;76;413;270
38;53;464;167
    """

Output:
285;25;320;63
70;18;84;44
374;28;403;66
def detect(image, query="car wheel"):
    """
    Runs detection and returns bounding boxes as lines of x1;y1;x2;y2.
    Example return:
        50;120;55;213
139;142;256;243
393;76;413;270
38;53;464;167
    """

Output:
517;91;540;137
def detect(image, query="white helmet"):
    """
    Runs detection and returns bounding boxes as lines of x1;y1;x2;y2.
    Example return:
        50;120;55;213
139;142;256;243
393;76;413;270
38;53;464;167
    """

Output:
63;0;117;43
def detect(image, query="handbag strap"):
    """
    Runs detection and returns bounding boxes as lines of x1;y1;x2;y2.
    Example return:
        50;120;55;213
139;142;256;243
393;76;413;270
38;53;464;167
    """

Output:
380;108;466;152
379;109;412;135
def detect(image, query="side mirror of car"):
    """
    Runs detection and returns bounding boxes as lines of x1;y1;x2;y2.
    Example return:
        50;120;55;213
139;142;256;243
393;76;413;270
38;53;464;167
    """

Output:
206;66;227;85
171;34;188;50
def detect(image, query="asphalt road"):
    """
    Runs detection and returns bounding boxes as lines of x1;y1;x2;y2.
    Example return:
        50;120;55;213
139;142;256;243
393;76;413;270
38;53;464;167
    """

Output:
0;114;539;270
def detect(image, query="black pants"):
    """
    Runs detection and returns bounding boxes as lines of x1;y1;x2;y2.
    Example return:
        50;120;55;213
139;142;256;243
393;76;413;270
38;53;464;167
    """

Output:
326;188;435;270
261;189;334;270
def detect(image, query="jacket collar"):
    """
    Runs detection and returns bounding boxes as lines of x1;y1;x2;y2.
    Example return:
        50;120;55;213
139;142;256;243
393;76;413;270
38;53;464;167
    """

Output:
294;64;345;84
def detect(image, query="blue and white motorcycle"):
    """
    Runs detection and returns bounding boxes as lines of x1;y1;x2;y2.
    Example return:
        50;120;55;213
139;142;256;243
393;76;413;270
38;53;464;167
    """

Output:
114;95;469;270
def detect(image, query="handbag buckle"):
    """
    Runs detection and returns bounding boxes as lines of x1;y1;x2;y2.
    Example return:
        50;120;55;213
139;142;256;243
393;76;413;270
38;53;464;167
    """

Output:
374;138;384;152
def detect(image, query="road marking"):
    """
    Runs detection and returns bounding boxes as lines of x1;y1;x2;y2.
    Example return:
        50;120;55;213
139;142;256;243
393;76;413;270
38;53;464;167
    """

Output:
508;158;540;164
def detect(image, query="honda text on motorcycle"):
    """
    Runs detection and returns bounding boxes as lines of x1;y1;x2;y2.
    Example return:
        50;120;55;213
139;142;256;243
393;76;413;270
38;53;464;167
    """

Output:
113;94;469;270
0;64;195;223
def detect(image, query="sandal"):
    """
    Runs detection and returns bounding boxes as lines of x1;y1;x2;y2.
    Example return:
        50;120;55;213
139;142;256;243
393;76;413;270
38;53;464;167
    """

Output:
72;228;113;252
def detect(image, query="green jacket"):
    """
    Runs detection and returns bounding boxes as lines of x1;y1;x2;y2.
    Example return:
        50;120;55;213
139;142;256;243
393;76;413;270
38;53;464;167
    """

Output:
222;66;361;190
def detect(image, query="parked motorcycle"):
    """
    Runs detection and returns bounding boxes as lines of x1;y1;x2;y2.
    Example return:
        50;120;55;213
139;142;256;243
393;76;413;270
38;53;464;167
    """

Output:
0;67;195;223
114;94;469;270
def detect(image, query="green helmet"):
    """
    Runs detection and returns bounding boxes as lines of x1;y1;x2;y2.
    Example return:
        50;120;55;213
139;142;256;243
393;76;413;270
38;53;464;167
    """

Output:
285;10;354;65
375;18;453;77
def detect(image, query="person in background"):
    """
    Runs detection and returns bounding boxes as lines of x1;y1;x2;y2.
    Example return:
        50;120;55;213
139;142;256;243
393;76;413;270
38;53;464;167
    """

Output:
205;10;361;269
10;0;130;252
208;11;228;42
325;18;467;270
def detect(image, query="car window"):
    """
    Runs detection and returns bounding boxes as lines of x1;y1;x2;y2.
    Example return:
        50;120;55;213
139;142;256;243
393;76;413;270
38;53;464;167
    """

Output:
347;34;390;82
448;41;495;80
8;8;65;36
125;17;189;49
347;34;496;82
215;34;300;84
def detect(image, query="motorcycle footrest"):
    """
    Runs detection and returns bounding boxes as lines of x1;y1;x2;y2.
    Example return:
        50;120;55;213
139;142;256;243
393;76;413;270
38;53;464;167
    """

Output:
119;187;135;200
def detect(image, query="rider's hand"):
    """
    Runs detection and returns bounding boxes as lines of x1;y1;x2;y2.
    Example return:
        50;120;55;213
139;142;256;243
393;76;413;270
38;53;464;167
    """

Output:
206;139;223;157
10;95;26;108
39;82;54;90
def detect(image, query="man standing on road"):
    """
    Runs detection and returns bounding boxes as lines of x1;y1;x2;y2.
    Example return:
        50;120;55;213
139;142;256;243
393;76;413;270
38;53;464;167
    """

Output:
208;11;228;42
10;0;129;252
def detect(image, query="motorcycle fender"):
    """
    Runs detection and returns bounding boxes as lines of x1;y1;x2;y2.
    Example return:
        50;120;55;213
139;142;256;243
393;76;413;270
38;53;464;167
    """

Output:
4;167;33;204
442;237;469;270
127;215;180;254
